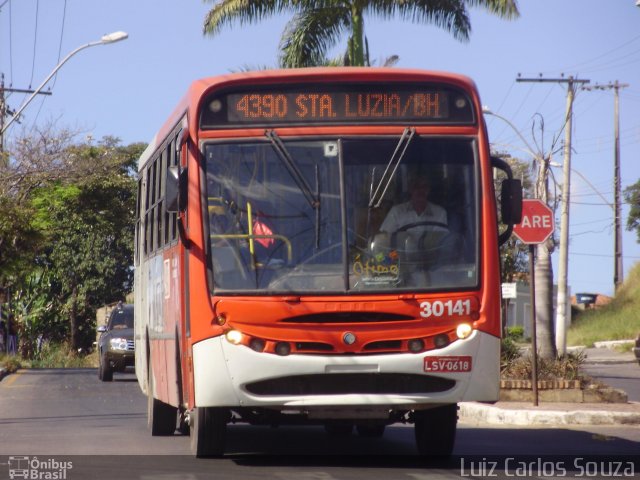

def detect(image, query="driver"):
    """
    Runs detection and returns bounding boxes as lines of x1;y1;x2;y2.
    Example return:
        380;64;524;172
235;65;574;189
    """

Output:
379;175;447;235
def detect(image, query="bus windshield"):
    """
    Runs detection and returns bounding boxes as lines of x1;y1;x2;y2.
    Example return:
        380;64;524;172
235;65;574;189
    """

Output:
204;136;478;294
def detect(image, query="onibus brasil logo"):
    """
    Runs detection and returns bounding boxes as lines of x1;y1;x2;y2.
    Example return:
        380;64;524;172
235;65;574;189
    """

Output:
6;456;72;480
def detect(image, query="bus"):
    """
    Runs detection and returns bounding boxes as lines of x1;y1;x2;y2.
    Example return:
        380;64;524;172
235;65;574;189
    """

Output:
134;67;522;457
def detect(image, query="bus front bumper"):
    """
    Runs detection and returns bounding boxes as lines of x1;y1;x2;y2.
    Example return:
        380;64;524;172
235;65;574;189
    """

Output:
191;330;500;411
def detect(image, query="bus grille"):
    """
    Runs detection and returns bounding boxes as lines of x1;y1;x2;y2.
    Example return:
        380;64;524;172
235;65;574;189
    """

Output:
363;340;403;351
281;312;414;324
245;373;455;396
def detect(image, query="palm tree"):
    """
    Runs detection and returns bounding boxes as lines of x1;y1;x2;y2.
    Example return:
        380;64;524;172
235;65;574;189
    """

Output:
203;1;519;68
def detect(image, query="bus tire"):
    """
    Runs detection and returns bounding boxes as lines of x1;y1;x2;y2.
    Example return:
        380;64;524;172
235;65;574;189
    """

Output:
414;404;457;457
147;366;177;436
190;407;228;458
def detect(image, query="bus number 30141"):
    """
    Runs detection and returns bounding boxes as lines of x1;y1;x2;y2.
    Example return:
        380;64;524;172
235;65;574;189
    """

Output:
419;299;471;318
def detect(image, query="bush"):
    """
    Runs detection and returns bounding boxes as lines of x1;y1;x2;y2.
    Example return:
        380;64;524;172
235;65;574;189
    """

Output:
505;326;525;341
0;354;23;373
28;342;96;369
500;337;521;372
501;350;586;382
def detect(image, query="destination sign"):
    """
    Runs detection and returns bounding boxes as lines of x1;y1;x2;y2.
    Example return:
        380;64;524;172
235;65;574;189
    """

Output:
200;83;475;128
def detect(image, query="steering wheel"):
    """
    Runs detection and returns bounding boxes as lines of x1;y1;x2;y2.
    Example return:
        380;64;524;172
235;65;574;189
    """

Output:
393;220;449;234
391;221;453;269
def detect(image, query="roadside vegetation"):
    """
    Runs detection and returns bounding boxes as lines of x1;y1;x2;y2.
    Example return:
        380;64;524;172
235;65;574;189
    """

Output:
499;263;640;382
0;124;143;371
1;343;98;371
567;262;640;347
500;327;586;382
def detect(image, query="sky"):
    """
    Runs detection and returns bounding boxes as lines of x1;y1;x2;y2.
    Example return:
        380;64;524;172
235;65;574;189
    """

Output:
1;0;639;298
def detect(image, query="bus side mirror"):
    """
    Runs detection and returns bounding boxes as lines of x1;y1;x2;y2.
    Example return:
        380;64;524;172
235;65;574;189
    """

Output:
491;156;523;245
501;179;523;225
166;166;188;213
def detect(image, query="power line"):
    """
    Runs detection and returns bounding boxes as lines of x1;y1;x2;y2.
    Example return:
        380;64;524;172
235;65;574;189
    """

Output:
28;0;40;88
536;34;640;76
8;0;13;85
50;0;68;91
572;252;640;260
0;76;52;150
30;0;68;128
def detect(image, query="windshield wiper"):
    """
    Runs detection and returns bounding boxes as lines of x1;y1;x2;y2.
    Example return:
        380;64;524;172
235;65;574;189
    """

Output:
266;129;319;210
266;129;321;248
368;127;416;208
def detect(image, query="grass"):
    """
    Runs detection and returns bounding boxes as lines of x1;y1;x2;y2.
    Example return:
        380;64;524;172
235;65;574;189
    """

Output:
0;342;97;371
567;262;640;347
0;354;23;373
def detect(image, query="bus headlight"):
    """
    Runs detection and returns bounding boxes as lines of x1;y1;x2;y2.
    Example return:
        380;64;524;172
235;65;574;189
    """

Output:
456;323;473;340
225;329;243;345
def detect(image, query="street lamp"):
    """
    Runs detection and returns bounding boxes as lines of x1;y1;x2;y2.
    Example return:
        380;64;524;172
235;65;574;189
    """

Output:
482;106;542;163
549;162;613;210
1;31;128;136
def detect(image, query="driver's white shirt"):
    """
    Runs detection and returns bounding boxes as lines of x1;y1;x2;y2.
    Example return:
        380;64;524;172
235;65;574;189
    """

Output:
380;201;447;234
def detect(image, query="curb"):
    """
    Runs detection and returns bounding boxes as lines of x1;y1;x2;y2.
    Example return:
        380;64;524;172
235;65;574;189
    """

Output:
569;344;638;365
459;402;640;426
0;367;7;382
593;340;635;349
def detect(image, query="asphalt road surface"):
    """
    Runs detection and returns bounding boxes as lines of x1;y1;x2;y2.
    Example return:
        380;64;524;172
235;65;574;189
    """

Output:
0;369;638;480
581;359;640;402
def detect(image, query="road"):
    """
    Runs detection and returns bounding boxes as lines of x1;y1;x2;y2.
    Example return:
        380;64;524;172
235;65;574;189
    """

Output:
0;369;638;480
581;352;640;402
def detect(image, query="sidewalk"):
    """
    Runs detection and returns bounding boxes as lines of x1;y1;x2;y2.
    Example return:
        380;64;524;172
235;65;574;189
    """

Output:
460;400;640;426
460;343;640;426
580;342;637;364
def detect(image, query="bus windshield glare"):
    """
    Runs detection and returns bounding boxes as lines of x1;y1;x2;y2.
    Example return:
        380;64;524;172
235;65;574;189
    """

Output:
205;136;478;293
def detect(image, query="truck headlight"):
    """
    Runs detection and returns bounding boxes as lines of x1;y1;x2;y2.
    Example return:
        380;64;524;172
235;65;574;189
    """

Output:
109;338;129;351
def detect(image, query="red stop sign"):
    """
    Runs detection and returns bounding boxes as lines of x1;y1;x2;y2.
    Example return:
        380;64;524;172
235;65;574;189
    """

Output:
513;199;555;244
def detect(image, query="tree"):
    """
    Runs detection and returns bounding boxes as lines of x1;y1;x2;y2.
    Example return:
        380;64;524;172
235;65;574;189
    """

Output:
493;152;533;282
624;180;640;243
29;138;143;351
203;0;519;68
1;128;144;354
532;150;556;360
491;112;558;360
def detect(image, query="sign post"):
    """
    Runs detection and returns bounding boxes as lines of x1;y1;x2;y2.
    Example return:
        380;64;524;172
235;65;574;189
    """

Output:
512;199;555;406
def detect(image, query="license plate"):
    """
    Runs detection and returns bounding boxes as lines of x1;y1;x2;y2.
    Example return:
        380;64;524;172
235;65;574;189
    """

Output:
424;356;472;373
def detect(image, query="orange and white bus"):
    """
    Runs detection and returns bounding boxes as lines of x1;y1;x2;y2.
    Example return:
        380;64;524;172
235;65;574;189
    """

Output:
134;68;521;457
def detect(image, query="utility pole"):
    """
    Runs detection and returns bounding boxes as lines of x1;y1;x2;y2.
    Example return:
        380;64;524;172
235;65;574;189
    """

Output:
0;73;52;156
517;74;590;357
582;81;629;292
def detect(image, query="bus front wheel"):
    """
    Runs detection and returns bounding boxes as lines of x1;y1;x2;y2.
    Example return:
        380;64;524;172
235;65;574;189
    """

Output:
414;404;457;457
190;407;229;458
